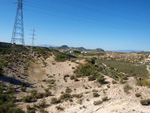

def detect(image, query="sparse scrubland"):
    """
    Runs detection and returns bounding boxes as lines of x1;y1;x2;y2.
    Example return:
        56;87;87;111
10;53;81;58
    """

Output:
0;42;150;113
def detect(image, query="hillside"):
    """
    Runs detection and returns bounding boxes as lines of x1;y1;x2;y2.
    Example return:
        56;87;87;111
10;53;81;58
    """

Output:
0;42;150;113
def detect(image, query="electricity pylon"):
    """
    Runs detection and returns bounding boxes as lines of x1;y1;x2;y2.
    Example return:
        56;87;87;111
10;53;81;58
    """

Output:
11;0;25;46
30;28;36;53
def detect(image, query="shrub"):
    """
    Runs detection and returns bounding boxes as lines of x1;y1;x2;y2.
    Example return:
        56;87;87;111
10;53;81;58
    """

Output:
65;87;72;94
102;96;108;101
136;79;150;87
0;85;24;113
112;80;117;84
51;98;60;104
59;93;72;101
75;63;98;77
30;90;37;98
88;75;96;81
21;87;26;92
1;60;8;67
86;57;97;64
73;50;81;54
35;93;45;99
6;107;25;113
123;84;132;93
47;79;55;84
28;109;35;113
93;100;102;105
44;89;52;97
93;92;99;97
77;99;82;104
6;87;16;94
40;109;48;113
64;74;69;82
56;106;64;111
72;94;83;98
22;96;32;102
140;99;150;106
70;75;75;80
26;105;32;111
74;77;79;82
135;93;141;97
97;75;105;84
55;54;68;62
92;89;98;92
38;99;46;108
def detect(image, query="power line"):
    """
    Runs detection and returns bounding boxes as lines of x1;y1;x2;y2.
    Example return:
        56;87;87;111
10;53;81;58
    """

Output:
23;1;150;29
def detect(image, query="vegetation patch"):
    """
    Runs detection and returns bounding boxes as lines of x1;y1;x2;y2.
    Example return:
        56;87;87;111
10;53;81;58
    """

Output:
55;53;68;62
93;100;102;105
123;84;132;94
93;92;99;97
0;85;24;113
51;98;60;104
136;79;150;87
140;99;150;106
99;60;148;77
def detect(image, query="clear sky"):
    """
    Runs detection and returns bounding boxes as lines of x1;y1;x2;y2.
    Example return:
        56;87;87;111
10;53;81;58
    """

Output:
0;0;150;51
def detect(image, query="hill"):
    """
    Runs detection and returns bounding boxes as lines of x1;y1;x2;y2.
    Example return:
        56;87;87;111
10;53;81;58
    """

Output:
0;42;150;113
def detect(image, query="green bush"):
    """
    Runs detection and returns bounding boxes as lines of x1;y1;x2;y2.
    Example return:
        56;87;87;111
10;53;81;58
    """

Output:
30;90;37;98
1;60;8;67
51;98;60;104
123;84;132;93
44;89;52;97
21;87;26;92
65;87;72;94
0;85;24;113
140;99;150;106
22;96;32;102
40;109;48;113
135;93;141;97
55;53;68;62
136;79;150;87
26;105;32;111
73;50;81;54
56;106;64;111
93;92;99;97
97;75;105;84
75;63;98;77
93;100;102;105
47;79;55;84
59;93;72;101
86;57;97;64
35;93;45;99
72;94;83;98
102;96;108;101
70;75;75;80
88;75;96;81
6;87;16;94
38;99;46;108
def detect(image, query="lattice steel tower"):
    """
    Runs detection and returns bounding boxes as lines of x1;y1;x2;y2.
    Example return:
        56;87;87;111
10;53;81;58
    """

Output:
11;0;25;46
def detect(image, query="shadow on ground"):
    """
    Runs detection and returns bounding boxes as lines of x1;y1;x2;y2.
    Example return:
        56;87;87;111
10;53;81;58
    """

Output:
0;75;30;87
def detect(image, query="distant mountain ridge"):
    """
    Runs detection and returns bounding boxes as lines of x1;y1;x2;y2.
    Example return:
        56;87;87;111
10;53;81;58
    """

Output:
51;45;105;52
109;50;148;53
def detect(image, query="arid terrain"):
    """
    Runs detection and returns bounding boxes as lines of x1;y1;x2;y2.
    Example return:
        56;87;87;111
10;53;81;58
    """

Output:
0;42;150;113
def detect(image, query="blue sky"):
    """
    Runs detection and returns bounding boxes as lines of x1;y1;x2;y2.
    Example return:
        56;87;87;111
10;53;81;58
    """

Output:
0;0;150;51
